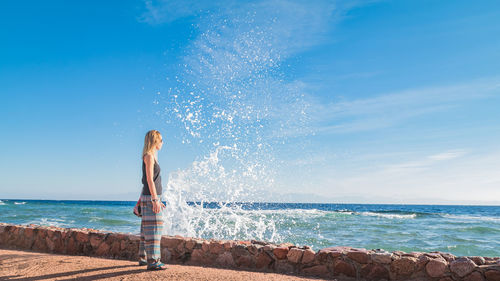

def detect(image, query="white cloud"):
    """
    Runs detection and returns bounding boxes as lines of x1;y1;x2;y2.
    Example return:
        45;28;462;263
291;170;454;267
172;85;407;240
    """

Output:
380;150;466;174
308;77;500;134
313;148;500;204
428;150;465;161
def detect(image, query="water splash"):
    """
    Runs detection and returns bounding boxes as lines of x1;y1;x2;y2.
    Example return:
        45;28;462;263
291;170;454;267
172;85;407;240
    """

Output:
153;1;335;242
161;146;281;241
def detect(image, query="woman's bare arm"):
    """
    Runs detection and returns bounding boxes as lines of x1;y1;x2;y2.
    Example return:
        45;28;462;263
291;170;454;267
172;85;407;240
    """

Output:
144;153;164;213
144;153;158;199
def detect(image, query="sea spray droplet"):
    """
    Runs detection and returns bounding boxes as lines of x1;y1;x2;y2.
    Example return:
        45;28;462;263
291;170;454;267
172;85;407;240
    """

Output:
156;2;318;242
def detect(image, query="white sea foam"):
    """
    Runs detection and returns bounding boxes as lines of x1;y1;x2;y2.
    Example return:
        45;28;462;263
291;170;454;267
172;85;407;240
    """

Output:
199;208;341;218
89;217;102;223
30;218;68;227
442;214;500;223
337;210;355;215
14;202;26;205
360;212;417;219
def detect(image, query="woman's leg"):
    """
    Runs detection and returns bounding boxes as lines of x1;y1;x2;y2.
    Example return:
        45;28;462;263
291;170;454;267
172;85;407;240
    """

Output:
138;196;146;260
141;195;164;263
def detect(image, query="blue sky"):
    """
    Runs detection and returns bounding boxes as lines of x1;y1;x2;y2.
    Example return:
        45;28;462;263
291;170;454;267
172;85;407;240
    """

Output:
1;0;499;204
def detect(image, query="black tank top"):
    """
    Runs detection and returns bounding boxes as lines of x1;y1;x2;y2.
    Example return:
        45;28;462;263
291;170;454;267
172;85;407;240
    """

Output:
142;159;162;196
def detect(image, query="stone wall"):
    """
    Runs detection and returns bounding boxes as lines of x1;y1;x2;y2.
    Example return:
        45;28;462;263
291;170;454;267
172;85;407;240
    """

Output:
1;223;499;280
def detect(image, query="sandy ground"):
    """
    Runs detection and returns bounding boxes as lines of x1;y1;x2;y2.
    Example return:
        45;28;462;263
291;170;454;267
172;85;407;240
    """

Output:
0;249;328;281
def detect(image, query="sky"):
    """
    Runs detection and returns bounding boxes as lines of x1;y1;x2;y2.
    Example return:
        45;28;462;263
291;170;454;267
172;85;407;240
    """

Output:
1;0;499;204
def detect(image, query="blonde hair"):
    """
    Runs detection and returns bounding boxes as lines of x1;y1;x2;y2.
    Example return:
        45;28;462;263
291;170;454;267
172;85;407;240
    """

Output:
142;130;162;158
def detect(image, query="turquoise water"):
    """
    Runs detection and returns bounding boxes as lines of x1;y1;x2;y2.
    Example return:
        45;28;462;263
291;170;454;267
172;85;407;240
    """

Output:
1;199;499;257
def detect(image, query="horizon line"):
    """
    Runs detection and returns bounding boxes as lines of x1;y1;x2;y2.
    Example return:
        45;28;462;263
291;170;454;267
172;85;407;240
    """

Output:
2;198;500;207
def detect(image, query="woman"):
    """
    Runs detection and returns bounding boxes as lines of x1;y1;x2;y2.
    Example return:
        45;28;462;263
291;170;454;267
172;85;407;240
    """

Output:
138;130;167;270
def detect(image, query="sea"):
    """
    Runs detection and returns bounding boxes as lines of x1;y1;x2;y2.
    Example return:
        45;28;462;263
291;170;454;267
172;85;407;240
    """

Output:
1;199;499;258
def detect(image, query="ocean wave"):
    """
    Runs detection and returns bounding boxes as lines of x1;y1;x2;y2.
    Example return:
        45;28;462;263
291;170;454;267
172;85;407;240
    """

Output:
30;218;69;227
89;216;102;223
14;202;26;205
201;207;331;216
223;208;359;220
442;214;500;223
336;209;355;215
202;207;424;220
458;226;500;234
172;205;433;221
368;209;435;217
359;212;417;219
81;208;97;214
199;207;424;221
334;209;427;219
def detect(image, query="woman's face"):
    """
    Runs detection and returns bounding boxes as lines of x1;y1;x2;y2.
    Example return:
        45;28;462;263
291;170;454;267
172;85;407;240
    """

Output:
155;135;163;150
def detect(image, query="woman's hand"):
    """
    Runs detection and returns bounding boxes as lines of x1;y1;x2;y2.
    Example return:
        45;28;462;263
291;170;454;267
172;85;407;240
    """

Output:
152;199;165;214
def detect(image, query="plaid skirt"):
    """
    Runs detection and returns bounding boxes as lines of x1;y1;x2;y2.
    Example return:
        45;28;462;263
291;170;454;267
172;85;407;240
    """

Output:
138;195;164;262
